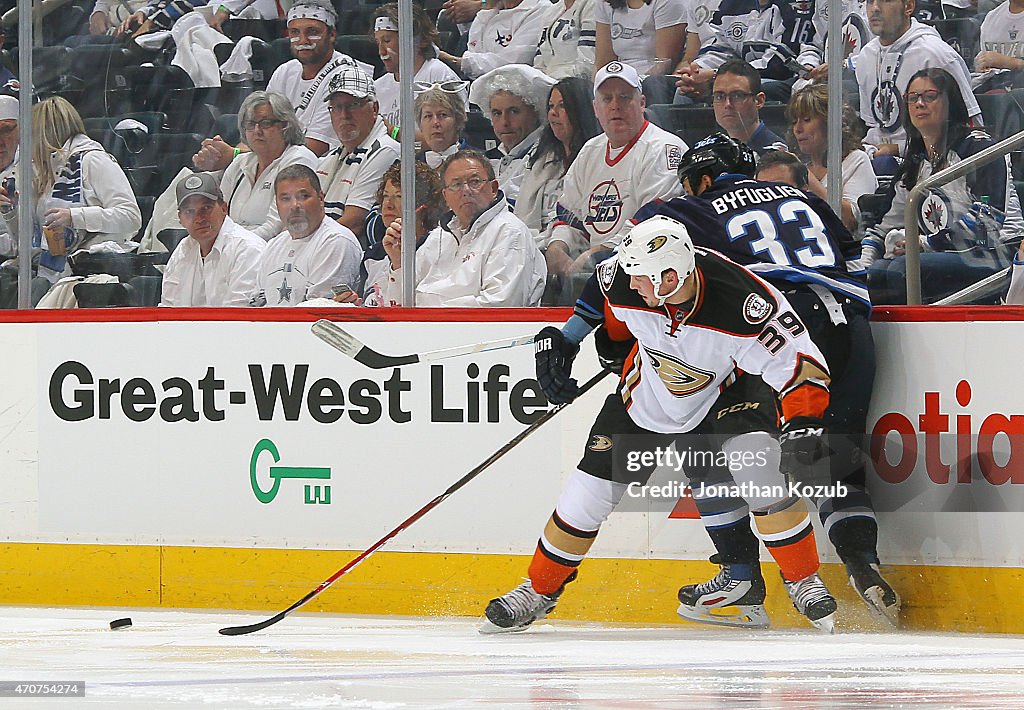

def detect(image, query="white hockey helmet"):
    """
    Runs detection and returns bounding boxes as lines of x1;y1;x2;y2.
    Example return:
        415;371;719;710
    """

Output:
618;215;696;305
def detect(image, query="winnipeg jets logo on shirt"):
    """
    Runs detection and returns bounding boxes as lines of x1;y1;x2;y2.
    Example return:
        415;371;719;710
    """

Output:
610;23;642;40
645;347;716;397
919;190;951;233
871;52;904;132
587;180;623;235
494;29;513;47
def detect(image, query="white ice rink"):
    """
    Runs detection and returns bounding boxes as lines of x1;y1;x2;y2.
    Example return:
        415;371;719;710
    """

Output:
2;607;1024;709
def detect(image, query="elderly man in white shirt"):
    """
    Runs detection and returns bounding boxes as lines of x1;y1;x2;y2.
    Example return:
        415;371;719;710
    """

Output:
160;172;266;307
365;149;546;307
255;164;363;306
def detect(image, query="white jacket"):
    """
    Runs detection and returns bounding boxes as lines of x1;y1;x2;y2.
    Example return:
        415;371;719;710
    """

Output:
160;217;266;307
534;0;597;80
365;193;546;307
463;0;552;79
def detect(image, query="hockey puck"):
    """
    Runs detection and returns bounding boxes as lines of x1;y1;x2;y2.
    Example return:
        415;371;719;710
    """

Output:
109;617;132;630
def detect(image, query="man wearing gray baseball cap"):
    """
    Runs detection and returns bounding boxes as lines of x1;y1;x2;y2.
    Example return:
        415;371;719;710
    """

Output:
160;172;266;307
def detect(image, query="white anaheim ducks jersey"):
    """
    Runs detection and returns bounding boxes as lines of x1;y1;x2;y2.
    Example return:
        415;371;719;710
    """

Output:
597;248;828;434
554;121;687;249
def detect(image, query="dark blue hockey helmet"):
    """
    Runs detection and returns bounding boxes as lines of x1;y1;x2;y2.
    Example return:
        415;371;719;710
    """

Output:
677;132;757;192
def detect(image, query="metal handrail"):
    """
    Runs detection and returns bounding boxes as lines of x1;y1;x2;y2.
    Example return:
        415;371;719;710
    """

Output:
904;128;1024;304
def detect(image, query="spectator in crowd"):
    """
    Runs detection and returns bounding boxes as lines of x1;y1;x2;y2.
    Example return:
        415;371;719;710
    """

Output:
214;91;319;241
675;0;806;103
437;0;552;80
468;64;555;207
255;164;363;306
316;66;401;247
115;0;198;37
546;61;687;280
372;3;466;131
679;0;720;66
789;83;878;232
208;0;289;31
364;150;545;307
515;77;600;244
711;60;788;154
595;0;686;95
1007;240;1024;304
534;0;598;79
194;0;361;169
865;68;1024;303
90;0;148;35
797;0;871;85
855;0;979;156
755;148;811;188
160;172;265;307
415;87;473;170
31;96;141;283
358;161;448;304
975;0;1024;79
0;96;18;260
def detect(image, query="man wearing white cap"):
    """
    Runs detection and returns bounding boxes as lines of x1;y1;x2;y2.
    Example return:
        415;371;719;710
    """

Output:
372;3;465;131
161;172;266;307
468;64;555;208
546;61;687;280
315;65;400;246
0;95;17;260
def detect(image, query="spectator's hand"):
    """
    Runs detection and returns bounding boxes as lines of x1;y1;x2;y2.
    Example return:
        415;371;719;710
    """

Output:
975;51;1016;72
873;143;901;158
43;207;72;230
806;63;828;81
437;50;462;71
208;8;230;32
115;11;146;37
193;136;235;172
89;11;111;35
442;0;483;24
333;291;364;305
383;217;403;266
675;63;714;96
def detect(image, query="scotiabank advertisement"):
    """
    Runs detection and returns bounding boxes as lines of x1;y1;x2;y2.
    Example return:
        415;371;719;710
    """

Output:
2;311;1023;568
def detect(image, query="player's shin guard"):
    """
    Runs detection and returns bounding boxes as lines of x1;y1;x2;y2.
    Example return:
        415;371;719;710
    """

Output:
754;496;837;632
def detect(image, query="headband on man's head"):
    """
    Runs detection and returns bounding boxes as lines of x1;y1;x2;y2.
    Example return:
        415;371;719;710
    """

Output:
287;1;337;25
374;16;399;32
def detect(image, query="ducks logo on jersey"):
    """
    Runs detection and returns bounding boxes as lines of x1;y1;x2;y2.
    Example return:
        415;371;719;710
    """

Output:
645;347;715;397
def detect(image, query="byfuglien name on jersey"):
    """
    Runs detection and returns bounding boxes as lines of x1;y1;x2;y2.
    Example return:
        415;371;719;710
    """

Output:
707;184;806;214
48;361;547;425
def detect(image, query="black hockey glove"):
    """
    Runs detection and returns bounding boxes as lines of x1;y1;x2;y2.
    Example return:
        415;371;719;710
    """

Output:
779;416;828;474
594;327;635;375
535;326;580;404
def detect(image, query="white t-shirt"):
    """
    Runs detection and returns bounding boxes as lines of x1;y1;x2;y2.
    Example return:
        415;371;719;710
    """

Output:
160;217;266;307
267;52;362;150
315;118;401;223
463;0;552;79
375;59;465;129
979;1;1024;60
682;0;721;44
593;0;687;77
256;218;363;306
821;150;878;226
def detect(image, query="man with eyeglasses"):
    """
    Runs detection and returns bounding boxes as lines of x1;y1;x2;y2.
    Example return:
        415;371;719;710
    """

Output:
160;172;266;307
854;0;979;156
315;66;400;248
374;149;545;306
711;60;788;154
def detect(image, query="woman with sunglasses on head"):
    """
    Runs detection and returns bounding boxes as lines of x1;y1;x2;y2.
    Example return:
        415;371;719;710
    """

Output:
865;68;1024;304
515;77;600;247
214;91;319;241
371;3;467;132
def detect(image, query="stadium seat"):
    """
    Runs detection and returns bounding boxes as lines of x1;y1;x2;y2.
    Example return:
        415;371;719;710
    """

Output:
73;282;134;308
221;18;286;43
336;35;384;78
84;111;167;135
128;275;163;307
646;104;718;146
930;18;980;64
212;112;241;146
464;110;498;153
12;45;69;97
157;228;189;254
0;273;50;309
975;90;1024;141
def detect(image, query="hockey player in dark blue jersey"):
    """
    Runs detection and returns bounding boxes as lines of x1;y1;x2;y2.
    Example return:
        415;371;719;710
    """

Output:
632;133;899;628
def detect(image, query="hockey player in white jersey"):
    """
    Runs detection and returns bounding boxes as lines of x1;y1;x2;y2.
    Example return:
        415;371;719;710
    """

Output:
546;61;688;281
854;0;980;155
483;214;839;634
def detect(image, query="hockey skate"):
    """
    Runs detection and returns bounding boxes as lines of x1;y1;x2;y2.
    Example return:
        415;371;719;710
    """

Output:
849;563;901;628
479;571;576;634
677;555;770;628
782;571;837;633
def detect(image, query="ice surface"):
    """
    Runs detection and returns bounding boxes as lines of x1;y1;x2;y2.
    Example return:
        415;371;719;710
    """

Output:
1;607;1023;708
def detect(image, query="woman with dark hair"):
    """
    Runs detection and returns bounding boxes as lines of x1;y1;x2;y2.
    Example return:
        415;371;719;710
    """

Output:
788;84;877;232
866;68;1024;303
515;77;600;244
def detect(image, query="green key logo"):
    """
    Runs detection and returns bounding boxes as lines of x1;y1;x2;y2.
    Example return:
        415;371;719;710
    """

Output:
250;438;331;505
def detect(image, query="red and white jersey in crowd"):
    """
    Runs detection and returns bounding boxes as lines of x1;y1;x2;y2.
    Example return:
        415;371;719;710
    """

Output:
551;121;687;252
596;248;829;434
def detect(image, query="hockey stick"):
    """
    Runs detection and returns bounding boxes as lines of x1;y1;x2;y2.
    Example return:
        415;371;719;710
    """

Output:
218;369;611;636
311;319;535;369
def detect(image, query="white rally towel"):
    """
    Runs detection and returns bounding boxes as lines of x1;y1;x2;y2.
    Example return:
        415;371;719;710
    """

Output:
220;35;262;81
171;11;233;88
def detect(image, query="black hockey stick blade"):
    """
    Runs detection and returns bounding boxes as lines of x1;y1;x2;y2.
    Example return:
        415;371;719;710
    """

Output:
311;319;535;369
218;368;612;636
